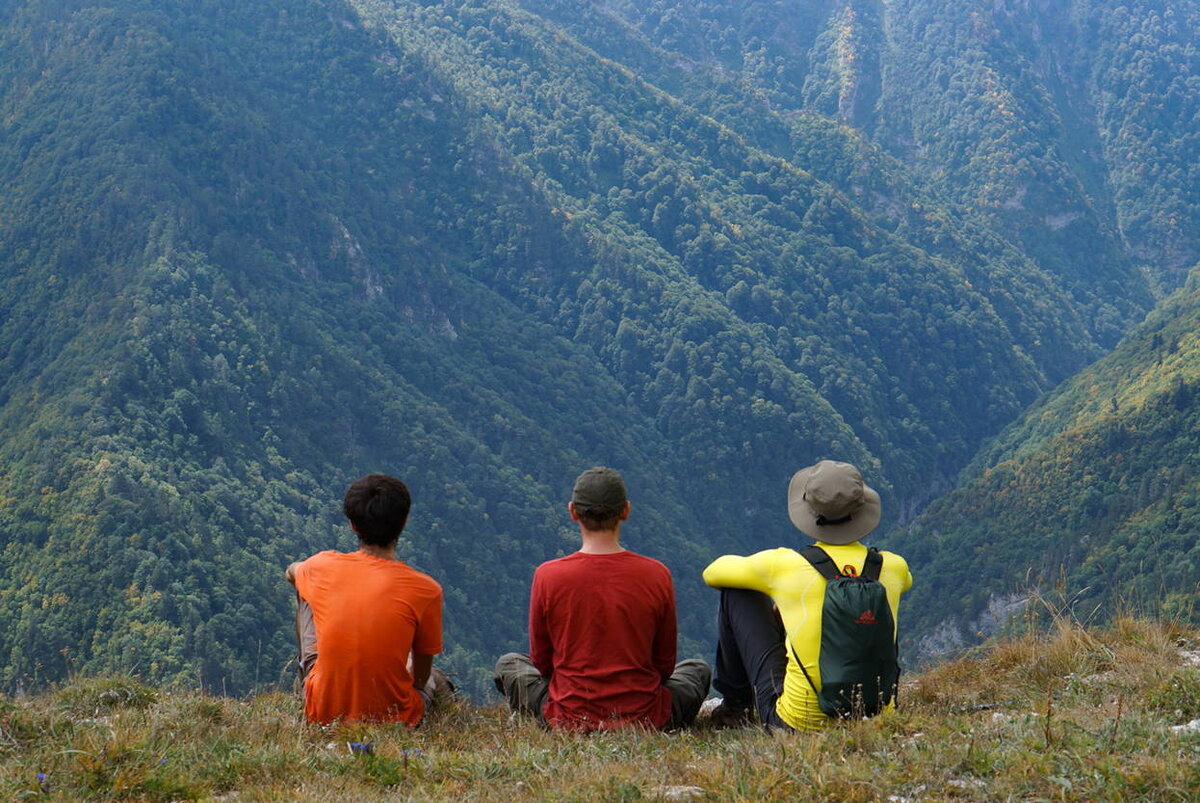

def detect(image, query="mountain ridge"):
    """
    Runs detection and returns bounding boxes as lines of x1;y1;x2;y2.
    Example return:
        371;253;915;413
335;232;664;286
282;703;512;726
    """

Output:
1;0;1196;694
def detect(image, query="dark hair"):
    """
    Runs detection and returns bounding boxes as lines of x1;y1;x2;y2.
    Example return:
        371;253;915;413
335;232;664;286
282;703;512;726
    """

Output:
574;504;623;532
343;474;411;546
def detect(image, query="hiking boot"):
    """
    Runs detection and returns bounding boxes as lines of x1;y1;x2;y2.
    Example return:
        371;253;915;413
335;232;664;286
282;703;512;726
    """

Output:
702;697;756;729
431;667;457;698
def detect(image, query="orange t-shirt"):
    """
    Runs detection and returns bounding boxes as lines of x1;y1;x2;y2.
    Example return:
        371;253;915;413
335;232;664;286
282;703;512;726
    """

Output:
294;551;443;725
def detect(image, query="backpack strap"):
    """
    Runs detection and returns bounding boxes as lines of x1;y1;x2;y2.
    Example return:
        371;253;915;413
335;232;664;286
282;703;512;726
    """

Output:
800;545;841;580
791;640;821;699
796;546;837;699
862;547;883;581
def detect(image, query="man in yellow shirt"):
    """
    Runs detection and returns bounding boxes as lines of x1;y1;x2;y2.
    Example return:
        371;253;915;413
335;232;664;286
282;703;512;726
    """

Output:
703;460;913;731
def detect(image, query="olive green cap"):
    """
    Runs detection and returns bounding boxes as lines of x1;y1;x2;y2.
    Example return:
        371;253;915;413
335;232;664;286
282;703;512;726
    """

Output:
571;467;627;509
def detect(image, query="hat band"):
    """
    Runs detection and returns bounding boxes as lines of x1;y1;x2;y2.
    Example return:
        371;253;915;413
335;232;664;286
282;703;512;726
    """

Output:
814;513;853;526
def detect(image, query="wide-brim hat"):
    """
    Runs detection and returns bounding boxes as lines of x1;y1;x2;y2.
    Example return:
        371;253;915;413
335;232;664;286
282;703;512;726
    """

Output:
787;460;881;545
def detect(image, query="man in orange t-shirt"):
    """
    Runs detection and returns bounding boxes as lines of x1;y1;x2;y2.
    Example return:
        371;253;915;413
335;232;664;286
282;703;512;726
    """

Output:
286;473;445;725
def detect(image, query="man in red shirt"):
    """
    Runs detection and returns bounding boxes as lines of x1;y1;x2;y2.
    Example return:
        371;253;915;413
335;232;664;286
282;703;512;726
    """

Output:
286;473;446;725
494;467;710;731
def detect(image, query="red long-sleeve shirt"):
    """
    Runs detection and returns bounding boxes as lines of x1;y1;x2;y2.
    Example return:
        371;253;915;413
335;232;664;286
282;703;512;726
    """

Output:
529;550;676;730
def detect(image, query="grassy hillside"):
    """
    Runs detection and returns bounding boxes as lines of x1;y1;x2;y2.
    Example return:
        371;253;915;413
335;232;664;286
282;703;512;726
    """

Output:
1;617;1197;801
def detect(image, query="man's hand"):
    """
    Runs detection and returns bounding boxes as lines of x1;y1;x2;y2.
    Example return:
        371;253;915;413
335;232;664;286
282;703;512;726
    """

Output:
285;562;302;586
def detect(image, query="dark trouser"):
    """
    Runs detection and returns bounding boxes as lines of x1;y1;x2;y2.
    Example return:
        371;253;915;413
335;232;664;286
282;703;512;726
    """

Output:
295;595;444;714
493;653;712;730
713;588;792;731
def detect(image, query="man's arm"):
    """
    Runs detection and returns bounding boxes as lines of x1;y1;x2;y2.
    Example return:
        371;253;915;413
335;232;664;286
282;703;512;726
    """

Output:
410;652;434;691
896;554;914;594
409;589;444;691
285;561;302;586
528;570;553;678
652;574;678;682
701;549;781;593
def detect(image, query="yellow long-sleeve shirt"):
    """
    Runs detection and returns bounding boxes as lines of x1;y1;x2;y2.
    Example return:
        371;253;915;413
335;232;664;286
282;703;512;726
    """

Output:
703;542;913;731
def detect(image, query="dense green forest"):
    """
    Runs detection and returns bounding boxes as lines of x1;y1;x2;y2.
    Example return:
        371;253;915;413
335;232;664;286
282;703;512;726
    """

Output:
0;0;1196;696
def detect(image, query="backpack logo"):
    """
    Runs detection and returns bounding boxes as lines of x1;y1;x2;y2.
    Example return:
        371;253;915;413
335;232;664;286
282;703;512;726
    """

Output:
856;609;877;625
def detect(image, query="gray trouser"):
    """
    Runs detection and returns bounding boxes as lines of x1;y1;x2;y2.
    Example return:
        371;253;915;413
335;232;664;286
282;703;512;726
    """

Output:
295;594;445;713
493;652;711;730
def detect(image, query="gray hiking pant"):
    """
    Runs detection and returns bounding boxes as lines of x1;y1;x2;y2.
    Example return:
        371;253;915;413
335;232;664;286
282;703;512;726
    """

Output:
493;652;711;730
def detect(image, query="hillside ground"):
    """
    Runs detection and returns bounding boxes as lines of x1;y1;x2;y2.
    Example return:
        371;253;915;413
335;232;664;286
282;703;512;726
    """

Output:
1;616;1198;801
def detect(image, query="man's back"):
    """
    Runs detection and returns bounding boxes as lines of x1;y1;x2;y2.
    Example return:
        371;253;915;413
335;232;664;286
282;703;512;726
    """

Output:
531;551;675;730
704;541;912;730
294;550;442;724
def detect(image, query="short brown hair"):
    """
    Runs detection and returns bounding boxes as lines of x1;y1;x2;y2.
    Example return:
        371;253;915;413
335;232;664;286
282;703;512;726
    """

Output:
574;504;624;532
343;474;411;546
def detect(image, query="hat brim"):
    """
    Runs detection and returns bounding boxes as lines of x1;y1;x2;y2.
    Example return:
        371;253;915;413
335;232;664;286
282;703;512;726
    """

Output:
787;466;882;545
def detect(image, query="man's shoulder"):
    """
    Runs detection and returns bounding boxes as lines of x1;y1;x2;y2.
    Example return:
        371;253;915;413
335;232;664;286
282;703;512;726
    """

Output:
874;548;910;569
367;558;443;599
870;548;912;591
533;553;575;574
302;549;340;561
746;546;805;567
622;551;671;575
398;563;443;594
534;550;670;578
303;553;442;587
534;552;592;578
296;550;340;572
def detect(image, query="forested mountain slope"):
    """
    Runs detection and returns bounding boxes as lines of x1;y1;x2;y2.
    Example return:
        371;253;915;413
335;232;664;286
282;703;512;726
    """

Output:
584;0;1199;297
0;0;1194;695
892;267;1200;659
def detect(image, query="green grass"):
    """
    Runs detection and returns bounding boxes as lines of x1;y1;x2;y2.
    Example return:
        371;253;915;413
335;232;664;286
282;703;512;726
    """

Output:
2;618;1198;801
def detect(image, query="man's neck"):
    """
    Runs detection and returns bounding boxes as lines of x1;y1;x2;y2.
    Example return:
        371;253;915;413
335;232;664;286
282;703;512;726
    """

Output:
357;542;398;561
578;528;624;555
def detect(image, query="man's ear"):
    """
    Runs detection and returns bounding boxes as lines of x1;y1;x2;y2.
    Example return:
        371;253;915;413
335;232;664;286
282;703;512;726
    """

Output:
619;500;631;521
567;501;581;522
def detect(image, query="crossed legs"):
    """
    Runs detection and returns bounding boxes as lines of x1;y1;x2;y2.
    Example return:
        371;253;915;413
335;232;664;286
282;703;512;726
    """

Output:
712;588;791;730
493;653;711;730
